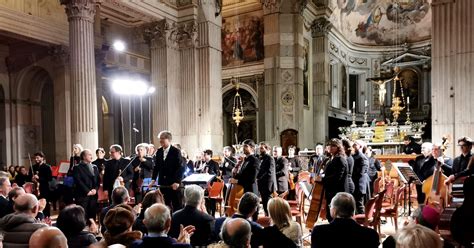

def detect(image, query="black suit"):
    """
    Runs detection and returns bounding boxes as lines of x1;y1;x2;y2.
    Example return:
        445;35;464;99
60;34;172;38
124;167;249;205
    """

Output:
33;162;52;216
131;236;191;248
0;196;10;218
257;153;276;216
275;156;289;193
73;162;99;219
311;218;379;248
323;155;348;222
103;157;133;194
346;156;355;194
411;155;436;203
352;151;371;214
152;145;184;212
220;156;237;181
234;154;260;194
204;160;220;176
452;153;472;179
169;205;214;246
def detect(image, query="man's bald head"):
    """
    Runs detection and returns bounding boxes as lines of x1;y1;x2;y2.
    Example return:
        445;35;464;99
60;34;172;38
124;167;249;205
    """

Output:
29;227;68;248
143;203;171;234
221;218;251;248
14;193;39;217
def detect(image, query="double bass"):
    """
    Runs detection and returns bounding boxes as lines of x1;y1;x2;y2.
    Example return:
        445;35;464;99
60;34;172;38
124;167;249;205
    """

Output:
305;156;329;228
422;136;450;208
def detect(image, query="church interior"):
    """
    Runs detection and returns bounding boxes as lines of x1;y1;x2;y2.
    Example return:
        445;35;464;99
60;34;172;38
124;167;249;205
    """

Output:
0;0;473;247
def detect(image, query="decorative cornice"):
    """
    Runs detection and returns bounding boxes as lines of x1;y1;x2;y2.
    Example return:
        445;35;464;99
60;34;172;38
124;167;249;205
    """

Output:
261;0;281;15
60;0;97;22
311;16;331;38
143;19;197;49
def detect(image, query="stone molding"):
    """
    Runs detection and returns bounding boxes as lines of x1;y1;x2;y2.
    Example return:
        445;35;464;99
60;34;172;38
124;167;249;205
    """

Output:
60;0;97;22
311;16;331;37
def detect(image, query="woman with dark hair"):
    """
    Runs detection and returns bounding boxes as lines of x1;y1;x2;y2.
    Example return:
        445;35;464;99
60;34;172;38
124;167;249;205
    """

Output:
341;139;355;195
323;138;349;222
56;205;97;248
133;190;165;234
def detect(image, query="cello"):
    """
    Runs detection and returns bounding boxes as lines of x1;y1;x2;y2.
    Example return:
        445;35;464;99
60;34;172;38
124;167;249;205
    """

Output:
422;136;450;208
305;156;329;229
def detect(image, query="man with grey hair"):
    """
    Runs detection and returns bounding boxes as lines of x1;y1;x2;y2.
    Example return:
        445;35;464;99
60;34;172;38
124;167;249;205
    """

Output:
0;176;12;218
132;203;194;248
0;193;48;248
220;218;252;248
412;142;436;203
169;184;214;246
311;192;379;248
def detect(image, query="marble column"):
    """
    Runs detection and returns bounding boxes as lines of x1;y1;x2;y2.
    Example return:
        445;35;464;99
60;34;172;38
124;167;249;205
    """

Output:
261;0;306;145
311;17;332;144
432;0;474;157
61;0;99;151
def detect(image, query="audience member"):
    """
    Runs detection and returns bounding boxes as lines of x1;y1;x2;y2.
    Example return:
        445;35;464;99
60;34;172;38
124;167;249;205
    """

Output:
57;205;98;248
92;205;142;247
263;197;301;247
131;203;193;248
100;186;130;234
14;166;32;187
4;184;24;217
451;175;474;247
211;218;251;248
169;184;214;246
133;190;165;234
0;193;48;248
0;176;12;218
29;226;68;248
396;224;442;248
214;192;263;247
311;192;379;248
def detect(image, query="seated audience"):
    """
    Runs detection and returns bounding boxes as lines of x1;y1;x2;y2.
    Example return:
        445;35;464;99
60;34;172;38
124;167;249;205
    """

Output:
133;190;165;234
14;166;32;187
100;186;130;234
29;226;68;248
210;218;252;248
0;176;12;218
92;205;142;248
396;224;443;248
214;192;264;247
0;193;48;248
131;203;193;248
450;175;474;247
311;192;379;248
169;184;214;246
5;186;25;217
263;197;301;247
56;205;98;248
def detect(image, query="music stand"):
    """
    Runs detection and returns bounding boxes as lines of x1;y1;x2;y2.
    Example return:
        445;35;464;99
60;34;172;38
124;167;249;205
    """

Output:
394;163;422;216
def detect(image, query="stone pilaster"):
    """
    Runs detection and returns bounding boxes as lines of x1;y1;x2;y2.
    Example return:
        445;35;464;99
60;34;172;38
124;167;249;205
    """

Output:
261;0;305;145
432;0;474;157
144;19;181;146
61;0;99;151
311;16;331;144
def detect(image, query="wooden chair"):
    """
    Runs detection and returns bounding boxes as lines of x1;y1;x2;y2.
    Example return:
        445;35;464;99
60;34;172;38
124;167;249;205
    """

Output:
381;185;406;231
289;183;306;226
373;177;382;196
382;180;395;208
354;190;386;234
206;181;225;216
23;182;34;194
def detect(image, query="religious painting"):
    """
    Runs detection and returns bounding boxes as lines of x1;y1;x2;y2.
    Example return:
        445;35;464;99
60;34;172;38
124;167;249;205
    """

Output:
330;0;432;45
303;40;309;106
400;68;419;109
222;12;264;67
280;129;298;156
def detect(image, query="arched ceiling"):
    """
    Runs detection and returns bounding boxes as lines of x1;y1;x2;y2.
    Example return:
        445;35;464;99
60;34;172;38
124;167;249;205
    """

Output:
330;0;431;46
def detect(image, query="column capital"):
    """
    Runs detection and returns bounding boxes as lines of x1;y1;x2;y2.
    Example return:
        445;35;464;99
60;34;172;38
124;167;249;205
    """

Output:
295;0;308;14
60;0;97;22
143;19;197;49
311;16;332;38
261;0;281;15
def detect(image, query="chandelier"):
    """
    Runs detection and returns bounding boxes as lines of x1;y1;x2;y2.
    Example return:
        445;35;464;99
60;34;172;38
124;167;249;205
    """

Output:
231;77;244;127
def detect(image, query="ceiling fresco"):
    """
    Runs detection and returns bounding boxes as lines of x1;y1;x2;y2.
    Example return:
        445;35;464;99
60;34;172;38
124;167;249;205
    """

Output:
330;0;431;46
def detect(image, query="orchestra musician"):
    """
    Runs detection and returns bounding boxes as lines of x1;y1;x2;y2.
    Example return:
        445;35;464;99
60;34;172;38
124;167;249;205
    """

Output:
445;137;473;185
32;152;52;217
257;143;276;216
132;143;154;202
273;146;289;195
351;140;370;214
411;142;436;204
309;144;326;173
431;143;453;176
287;146;301;174
103;144;132;202
203;149;220;176
322;139;349;223
149;131;184;212
220;146;237;183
